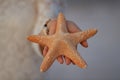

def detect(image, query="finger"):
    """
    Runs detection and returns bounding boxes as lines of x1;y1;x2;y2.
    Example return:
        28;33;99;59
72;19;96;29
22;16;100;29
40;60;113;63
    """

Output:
66;21;81;33
72;61;75;65
43;46;48;57
57;56;64;64
81;40;88;48
47;20;57;35
65;56;71;65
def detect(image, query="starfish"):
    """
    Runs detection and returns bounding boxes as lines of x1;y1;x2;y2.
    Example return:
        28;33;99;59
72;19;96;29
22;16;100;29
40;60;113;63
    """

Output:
27;13;97;72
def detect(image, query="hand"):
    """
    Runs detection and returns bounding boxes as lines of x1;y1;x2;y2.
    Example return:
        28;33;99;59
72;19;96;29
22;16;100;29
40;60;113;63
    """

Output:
41;19;88;65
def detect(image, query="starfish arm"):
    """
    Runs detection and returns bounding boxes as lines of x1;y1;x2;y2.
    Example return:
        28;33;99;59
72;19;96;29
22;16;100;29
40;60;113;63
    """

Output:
56;12;68;33
69;29;97;43
27;35;51;47
40;47;59;72
63;45;87;68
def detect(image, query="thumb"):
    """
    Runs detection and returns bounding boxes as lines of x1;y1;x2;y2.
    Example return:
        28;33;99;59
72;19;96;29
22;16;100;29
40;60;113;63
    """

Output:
47;20;57;35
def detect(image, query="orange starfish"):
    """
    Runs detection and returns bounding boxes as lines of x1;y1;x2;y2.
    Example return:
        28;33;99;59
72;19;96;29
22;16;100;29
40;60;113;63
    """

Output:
27;12;97;72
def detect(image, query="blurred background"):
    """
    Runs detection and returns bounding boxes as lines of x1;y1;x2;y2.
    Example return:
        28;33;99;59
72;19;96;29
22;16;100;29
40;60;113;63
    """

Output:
0;0;120;80
45;0;120;80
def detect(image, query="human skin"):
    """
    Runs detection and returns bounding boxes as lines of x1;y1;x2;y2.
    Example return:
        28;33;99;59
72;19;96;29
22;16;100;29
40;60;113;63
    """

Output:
40;19;88;65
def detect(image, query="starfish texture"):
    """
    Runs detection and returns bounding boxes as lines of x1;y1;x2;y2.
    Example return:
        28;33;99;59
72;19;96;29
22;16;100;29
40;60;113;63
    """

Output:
27;13;97;72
